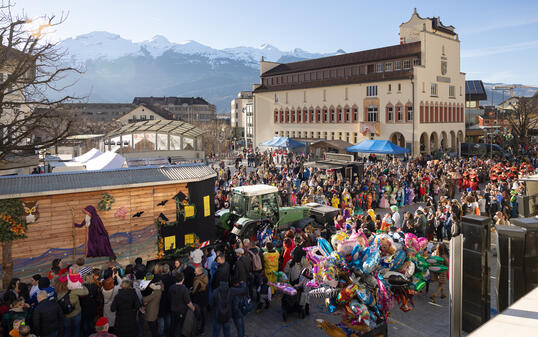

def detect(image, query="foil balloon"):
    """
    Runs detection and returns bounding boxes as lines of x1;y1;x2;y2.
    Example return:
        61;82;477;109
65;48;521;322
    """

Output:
318;237;333;257
389;249;406;271
337;284;358;305
374;234;394;256
325;298;337;313
356;285;375;307
361;248;380;275
304;246;324;265
416;237;428;253
429;265;448;272
427;256;445;264
397;260;415;279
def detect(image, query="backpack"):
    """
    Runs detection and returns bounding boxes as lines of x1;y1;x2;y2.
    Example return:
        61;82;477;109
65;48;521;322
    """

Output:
216;289;231;323
248;248;263;272
58;291;74;315
239;293;254;316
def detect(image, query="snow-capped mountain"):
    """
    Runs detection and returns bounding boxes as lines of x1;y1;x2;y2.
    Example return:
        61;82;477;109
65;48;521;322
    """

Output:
54;31;344;112
60;31;340;68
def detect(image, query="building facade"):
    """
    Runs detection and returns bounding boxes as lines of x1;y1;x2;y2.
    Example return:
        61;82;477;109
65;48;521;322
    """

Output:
253;9;466;155
117;104;173;124
133;96;216;124
230;91;253;141
60;103;136;122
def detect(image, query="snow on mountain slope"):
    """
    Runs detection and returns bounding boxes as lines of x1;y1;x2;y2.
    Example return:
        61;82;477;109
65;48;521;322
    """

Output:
60;31;340;67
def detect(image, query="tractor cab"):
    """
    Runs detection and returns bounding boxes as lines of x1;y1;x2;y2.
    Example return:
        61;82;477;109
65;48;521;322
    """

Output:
230;185;280;221
216;184;313;239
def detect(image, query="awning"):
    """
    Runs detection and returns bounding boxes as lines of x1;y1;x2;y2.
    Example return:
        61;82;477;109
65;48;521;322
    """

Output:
346;140;410;154
259;136;305;149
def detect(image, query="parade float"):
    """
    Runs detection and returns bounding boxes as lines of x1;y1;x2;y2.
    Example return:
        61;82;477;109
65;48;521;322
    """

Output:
0;164;216;282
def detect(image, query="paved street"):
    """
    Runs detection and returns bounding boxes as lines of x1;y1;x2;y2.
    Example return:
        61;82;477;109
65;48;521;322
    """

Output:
197;290;450;337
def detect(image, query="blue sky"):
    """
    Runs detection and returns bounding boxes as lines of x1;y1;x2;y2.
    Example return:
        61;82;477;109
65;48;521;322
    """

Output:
22;0;538;85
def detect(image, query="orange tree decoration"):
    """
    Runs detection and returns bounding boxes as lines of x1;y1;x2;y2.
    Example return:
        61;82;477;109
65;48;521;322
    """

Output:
0;199;28;288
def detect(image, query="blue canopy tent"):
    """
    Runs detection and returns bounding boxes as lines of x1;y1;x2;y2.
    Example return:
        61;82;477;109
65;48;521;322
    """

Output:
346;140;410;154
259;136;305;149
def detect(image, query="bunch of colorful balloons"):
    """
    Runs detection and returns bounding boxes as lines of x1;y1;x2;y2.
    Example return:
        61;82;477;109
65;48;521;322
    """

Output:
305;229;447;335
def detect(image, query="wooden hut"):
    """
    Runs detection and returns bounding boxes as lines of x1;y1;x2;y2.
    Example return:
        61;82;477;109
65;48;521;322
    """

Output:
0;164;216;280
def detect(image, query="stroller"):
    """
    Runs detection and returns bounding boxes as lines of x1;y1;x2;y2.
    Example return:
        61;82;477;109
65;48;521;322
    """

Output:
281;286;308;321
281;264;311;321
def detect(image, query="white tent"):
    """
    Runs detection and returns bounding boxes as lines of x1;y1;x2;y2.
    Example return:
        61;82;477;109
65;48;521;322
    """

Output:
73;148;103;163
85;152;126;171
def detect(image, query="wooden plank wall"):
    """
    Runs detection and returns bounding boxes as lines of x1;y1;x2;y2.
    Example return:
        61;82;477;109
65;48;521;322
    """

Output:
3;182;189;266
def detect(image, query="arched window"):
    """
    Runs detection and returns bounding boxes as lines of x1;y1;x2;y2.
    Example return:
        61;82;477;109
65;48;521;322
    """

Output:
435;103;439;123
296;108;301;123
337;106;343;123
285;108;289;123
279;109;284;123
322;107;328;123
425;103;429;123
290;108;295;123
309;107;314;123
274;109;278;123
430;102;434;122
303;108;308;123
443;103;448;123
316;107;321;123
396;103;403;122
344;106;350;122
329;107;335;123
352;105;358;122
386;103;393;123
406;103;413;122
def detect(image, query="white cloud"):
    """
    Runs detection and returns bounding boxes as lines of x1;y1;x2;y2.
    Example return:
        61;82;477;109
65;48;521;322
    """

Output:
462;40;538;58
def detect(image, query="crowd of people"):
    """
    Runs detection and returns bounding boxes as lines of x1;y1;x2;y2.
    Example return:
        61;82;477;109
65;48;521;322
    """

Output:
2;144;535;337
214;148;535;237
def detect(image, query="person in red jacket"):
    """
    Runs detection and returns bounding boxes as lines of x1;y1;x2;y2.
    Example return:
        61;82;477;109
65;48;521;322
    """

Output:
281;238;294;272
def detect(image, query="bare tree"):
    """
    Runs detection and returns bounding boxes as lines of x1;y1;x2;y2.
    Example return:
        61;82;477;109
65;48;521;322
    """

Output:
504;94;538;147
0;1;81;287
0;1;82;161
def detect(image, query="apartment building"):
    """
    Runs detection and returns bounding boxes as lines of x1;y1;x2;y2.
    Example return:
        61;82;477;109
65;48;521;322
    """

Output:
230;91;253;140
133;96;216;124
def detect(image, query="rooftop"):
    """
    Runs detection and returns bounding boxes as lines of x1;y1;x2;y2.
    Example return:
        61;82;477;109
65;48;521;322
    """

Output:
232;184;278;196
0;164;216;199
261;42;421;77
133;96;211;106
105;120;205;139
466;80;487;101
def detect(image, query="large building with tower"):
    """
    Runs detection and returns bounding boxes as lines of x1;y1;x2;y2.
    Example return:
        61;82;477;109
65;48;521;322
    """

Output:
252;9;466;155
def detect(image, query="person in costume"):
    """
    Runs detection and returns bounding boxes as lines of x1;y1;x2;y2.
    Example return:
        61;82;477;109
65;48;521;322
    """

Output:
75;206;115;258
331;194;340;209
263;242;280;293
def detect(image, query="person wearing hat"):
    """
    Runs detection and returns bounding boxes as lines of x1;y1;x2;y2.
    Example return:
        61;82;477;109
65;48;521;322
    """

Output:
390;206;402;229
232;247;252;285
89;317;116;337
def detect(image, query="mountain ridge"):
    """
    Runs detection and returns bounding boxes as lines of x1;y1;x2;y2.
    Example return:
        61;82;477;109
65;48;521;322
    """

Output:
55;31;536;113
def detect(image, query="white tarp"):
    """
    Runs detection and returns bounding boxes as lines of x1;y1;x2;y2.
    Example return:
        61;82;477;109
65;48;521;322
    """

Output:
85;152;126;171
73;148;103;163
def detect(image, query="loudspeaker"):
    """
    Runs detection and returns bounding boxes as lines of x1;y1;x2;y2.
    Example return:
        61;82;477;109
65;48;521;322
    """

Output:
461;215;491;333
495;225;526;313
495;217;538;313
517;195;530;217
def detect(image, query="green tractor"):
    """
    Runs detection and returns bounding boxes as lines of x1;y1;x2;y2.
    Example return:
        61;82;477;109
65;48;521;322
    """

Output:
216;185;313;239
